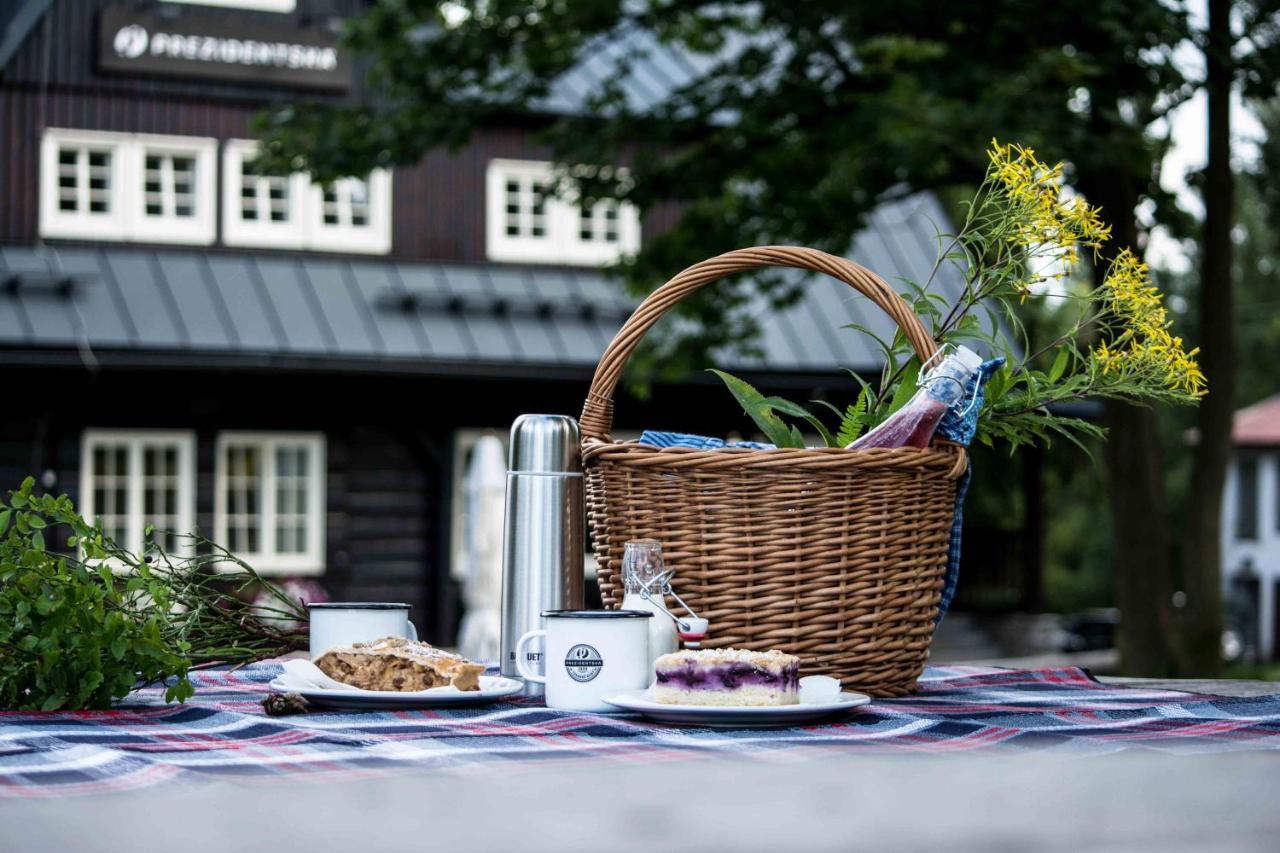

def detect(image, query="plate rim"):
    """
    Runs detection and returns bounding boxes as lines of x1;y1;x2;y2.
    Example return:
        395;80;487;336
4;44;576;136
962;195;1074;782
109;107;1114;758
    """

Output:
267;674;523;702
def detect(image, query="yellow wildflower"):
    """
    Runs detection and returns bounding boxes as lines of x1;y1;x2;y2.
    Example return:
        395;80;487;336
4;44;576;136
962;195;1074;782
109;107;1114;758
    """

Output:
986;139;1110;272
1090;249;1206;398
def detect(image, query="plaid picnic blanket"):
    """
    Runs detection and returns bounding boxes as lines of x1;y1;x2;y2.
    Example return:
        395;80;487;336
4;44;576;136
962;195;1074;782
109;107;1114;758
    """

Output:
2;662;1278;798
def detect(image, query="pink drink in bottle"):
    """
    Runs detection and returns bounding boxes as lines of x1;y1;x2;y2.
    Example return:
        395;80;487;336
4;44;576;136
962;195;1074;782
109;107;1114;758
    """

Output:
848;346;983;450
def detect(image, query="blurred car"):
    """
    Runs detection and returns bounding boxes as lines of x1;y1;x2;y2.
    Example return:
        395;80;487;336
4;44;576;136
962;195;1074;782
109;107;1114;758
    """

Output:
1060;608;1120;653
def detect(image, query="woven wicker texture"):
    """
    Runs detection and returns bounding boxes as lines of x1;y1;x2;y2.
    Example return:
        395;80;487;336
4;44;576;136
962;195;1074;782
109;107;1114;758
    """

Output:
580;247;966;696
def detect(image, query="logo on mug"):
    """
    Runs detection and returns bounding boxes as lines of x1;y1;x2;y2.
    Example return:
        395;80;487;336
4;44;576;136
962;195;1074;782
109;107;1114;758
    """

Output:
564;644;603;682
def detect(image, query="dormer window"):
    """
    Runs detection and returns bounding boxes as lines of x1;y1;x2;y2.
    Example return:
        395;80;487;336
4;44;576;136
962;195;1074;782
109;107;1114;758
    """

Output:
40;128;215;244
485;159;640;265
223;139;309;249
223;140;391;254
579;199;620;244
130;134;217;244
311;173;391;253
41;129;128;241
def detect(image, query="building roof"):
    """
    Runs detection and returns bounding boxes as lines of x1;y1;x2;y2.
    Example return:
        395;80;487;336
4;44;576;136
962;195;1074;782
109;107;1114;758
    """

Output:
0;0;51;71
0;194;963;380
539;25;717;116
1234;394;1280;447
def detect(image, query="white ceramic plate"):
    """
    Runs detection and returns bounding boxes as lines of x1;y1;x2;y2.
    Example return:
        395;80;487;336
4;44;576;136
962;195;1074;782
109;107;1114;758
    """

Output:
268;674;524;710
602;689;872;727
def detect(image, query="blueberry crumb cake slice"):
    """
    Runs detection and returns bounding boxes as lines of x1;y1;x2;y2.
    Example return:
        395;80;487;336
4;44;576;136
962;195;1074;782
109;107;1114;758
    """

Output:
653;648;800;706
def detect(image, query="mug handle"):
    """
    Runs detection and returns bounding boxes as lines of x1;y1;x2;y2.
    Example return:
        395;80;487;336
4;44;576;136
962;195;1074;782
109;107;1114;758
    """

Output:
406;620;418;642
515;630;547;684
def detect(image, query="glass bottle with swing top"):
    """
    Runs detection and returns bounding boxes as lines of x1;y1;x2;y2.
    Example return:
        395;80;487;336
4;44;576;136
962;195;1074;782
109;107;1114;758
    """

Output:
619;539;679;676
848;344;984;449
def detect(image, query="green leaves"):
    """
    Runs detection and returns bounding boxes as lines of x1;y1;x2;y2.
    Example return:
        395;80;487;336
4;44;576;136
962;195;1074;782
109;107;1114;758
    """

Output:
707;370;843;448
883;360;923;419
0;480;309;711
708;370;809;448
835;389;873;447
1048;347;1070;384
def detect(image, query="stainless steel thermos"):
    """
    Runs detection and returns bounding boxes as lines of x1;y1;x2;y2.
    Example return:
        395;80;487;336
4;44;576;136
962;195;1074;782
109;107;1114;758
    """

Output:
500;414;585;694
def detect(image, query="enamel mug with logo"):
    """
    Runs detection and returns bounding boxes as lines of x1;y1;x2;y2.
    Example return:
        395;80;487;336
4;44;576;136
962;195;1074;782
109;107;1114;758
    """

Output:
515;610;652;712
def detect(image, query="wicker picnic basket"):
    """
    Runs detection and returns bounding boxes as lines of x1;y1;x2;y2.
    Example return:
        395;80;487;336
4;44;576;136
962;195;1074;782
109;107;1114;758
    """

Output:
580;246;968;697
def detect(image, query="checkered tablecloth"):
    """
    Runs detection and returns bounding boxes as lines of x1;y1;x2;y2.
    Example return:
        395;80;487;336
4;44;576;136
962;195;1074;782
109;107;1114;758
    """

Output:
2;662;1278;797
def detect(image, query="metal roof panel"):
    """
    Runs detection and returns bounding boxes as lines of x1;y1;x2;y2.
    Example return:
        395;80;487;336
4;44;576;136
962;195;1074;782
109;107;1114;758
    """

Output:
343;261;427;359
51;246;135;348
153;254;234;350
102;252;186;349
202;254;285;353
252;256;333;354
391;263;470;360
299;258;382;357
482;265;564;362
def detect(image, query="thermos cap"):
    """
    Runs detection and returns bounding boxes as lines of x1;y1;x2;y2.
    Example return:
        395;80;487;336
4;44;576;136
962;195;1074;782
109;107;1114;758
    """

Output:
508;414;581;474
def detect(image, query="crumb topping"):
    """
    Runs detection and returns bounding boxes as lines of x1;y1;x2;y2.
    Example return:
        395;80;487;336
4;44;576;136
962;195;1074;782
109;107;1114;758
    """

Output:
654;647;799;669
344;636;471;665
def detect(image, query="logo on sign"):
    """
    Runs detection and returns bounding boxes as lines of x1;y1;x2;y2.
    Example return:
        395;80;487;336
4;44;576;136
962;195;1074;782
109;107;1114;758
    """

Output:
564;644;603;683
113;25;149;59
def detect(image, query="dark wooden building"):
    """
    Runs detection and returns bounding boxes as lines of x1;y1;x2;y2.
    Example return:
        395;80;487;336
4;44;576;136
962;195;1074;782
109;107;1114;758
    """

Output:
0;0;974;640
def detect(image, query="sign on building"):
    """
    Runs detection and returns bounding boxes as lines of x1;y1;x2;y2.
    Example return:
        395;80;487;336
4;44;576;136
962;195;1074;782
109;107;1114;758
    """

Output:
97;3;352;91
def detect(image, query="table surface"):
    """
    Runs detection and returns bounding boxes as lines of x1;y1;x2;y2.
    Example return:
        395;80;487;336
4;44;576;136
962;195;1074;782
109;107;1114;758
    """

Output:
2;666;1278;852
1101;677;1280;697
2;750;1278;852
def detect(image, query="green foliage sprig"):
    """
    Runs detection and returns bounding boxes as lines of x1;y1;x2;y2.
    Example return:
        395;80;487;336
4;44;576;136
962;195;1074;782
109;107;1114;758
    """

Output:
0;478;308;711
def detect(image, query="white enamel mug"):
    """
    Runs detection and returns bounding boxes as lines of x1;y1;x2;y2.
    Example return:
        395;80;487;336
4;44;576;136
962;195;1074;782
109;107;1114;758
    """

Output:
307;603;418;659
516;609;652;712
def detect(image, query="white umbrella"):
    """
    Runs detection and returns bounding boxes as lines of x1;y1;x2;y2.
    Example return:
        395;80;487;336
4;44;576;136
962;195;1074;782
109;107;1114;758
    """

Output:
455;434;506;662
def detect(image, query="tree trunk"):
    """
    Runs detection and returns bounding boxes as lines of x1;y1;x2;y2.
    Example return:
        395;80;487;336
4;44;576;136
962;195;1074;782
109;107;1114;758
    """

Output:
1180;0;1235;676
1104;402;1180;674
1085;179;1181;676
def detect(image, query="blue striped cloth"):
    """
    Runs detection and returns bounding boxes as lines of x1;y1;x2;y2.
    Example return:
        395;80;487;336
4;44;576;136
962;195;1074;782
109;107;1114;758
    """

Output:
640;358;1004;622
638;431;774;450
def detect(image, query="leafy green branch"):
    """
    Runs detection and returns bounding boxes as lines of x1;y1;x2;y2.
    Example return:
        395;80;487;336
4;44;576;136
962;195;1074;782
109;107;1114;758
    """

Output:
0;478;309;711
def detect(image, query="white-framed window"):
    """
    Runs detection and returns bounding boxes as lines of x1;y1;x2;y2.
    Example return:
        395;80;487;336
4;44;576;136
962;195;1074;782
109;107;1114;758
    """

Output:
485;159;641;265
579;198;622;245
308;171;393;253
223;140;392;254
214;432;326;575
222;140;310;250
40;129;130;241
127;135;217;245
79;430;196;556
40;129;216;244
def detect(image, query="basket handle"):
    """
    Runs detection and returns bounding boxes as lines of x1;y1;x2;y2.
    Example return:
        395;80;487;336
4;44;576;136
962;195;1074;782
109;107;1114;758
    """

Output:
580;246;939;441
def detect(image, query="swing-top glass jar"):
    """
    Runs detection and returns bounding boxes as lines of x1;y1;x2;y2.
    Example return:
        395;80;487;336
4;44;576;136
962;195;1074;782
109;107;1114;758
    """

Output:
619;539;678;676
